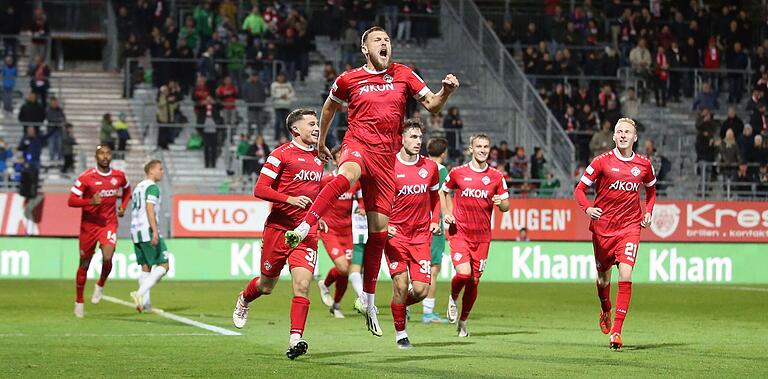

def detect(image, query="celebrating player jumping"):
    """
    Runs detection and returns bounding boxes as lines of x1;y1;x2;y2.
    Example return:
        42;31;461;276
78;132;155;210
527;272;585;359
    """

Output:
285;26;459;337
67;144;131;318
232;109;323;360
384;120;441;348
441;134;510;337
317;146;362;318
574;118;657;349
129;160;169;313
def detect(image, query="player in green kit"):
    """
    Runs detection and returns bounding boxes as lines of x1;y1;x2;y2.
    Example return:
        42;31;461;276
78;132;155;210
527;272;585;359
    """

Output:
348;198;368;314
129;160;170;312
423;138;449;323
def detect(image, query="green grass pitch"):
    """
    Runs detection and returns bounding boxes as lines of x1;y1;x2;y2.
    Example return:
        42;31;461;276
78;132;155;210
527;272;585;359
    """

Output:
1;280;766;378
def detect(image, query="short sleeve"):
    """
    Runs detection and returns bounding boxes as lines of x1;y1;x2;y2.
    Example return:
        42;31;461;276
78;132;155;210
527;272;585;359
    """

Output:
260;149;283;179
429;163;440;191
643;160;657;187
406;68;429;100
146;184;160;204
441;168;458;192
71;175;86;197
580;159;602;187
329;74;350;104
496;173;510;199
122;174;130;189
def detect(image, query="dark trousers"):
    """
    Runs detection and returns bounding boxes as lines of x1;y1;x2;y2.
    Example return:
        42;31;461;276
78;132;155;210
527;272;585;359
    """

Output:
61;154;74;173
203;132;218;168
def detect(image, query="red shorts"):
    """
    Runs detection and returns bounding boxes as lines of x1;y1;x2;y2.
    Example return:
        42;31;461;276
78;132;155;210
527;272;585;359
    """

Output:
79;223;118;259
384;237;432;283
450;236;491;278
260;225;319;278
320;232;353;261
339;139;396;216
592;233;640;272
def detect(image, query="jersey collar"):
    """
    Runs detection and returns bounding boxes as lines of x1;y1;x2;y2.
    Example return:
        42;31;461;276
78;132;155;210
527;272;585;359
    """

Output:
362;64;388;75
469;161;489;173
612;148;635;162
396;153;420;166
291;140;314;152
94;167;113;176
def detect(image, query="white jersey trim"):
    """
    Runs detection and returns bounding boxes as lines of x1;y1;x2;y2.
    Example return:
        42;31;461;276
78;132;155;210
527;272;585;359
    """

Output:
291;140;314;152
267;155;281;167
329;92;343;104
498;192;510;200
430;183;440;191
580;176;594;187
413;86;430;100
396;153;419;166
612;148;635;162
441;184;452;193
261;167;278;179
95;168;113;177
645;178;657;187
70;187;83;196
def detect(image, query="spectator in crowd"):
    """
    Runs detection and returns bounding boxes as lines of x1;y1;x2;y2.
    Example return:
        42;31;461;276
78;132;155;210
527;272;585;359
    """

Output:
443;106;463;158
721;107;744;139
216;75;239;131
242;6;267;45
61;123;76;174
702;37;721;92
696;107;721;137
738;124;755;160
667;40;683;102
727;42;748;104
236;133;251;172
30;8;49;61
426;111;444;142
680;36;700;98
629;38;652;96
497;141;513;162
0;138;12;181
621;87;640;120
45;97;66;162
516;228;530;242
193;0;218;54
397;0;413;42
747;134;767;168
509;147;529;180
270;72;294;141
246;134;270;174
696;128;718;170
18;93;45;135
0;5;21;59
693;82;719;111
733;162;755;198
193;75;211;124
156;85;178;150
241;72;267;136
226;34;247;91
750;103;768;135
719;128;741;179
645;139;671;188
28;56;51;108
100;113;116;150
1;56;16;116
530;147;546;181
590;120;613;158
201;96;220;168
197;46;218;83
653;45;669;107
341;20;359;68
17;126;47;169
746;88;763;115
114;112;130;152
116;6;133;44
180;15;200;53
758;165;768;197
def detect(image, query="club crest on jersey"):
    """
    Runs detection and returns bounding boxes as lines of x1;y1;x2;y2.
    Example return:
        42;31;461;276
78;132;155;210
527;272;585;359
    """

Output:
631;166;641;177
383;74;393;83
264;261;272;271
389;262;399;270
314;157;322;166
418;168;428;178
482;176;490;185
453;253;462;261
110;177;118;186
608;180;639;192
351;151;362;158
650;204;681;239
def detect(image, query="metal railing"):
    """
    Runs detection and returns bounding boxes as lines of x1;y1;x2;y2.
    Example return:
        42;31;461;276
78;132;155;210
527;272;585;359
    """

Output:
441;0;575;183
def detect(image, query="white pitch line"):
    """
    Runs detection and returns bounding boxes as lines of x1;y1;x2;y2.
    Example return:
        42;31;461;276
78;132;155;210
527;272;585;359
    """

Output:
101;295;241;336
697;286;768;293
0;333;221;337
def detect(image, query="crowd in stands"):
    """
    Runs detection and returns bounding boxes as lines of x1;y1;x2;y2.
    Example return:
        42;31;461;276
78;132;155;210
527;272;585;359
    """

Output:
487;1;768;195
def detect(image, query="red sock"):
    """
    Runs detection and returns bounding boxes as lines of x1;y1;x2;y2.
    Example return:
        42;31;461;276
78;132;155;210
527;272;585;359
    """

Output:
597;282;612;312
451;274;471;301
460;278;479;321
362;231;387;294
405;289;420;306
96;260;112;287
324;267;339;287
75;267;87;303
391;301;407;332
612;281;632;334
334;275;348;303
242;277;262;302
290;296;311;336
303;175;350;226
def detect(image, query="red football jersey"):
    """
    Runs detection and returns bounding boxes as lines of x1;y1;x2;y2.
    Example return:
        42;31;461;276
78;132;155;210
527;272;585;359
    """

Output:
390;154;440;243
320;171;361;233
442;163;509;243
329;63;430;153
259;141;324;230
70;168;130;227
579;148;656;236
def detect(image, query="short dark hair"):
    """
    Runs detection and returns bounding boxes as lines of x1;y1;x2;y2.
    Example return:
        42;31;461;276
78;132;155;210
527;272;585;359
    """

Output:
144;159;162;174
361;26;388;45
286;108;317;136
427;138;448;158
402;118;424;135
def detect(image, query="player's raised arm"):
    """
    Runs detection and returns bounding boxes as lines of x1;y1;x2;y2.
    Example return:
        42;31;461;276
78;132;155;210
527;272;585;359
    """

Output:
418;74;460;114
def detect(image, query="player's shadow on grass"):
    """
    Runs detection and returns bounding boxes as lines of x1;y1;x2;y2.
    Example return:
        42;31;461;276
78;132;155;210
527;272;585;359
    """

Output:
625;342;689;351
306;350;373;359
471;331;538;337
373;354;462;364
415;341;475;348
